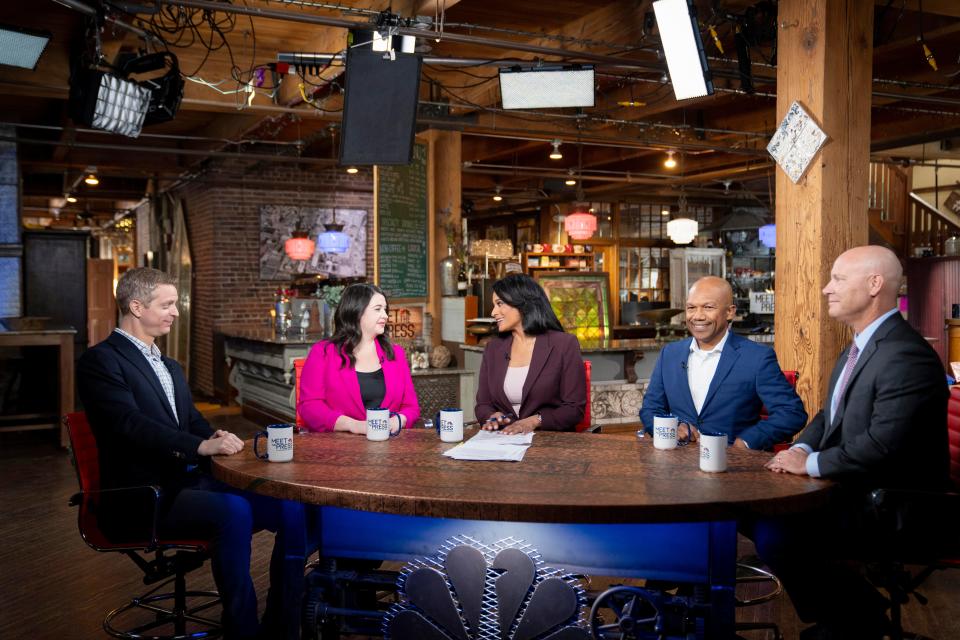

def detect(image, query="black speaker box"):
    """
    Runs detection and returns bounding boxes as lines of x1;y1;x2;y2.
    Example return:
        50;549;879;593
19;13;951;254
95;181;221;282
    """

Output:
339;47;422;166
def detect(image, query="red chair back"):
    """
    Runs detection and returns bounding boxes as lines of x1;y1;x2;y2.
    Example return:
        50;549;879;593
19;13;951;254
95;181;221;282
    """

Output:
949;385;960;489
294;357;306;429
65;412;100;494
575;360;592;433
764;370;798;453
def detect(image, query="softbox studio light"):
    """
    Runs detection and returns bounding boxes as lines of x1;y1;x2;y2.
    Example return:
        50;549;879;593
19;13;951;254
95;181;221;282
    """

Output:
653;0;714;100
339;46;422;165
498;66;595;110
70;66;151;138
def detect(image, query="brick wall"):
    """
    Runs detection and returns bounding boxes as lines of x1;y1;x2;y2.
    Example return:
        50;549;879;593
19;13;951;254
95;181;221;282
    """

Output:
175;160;374;395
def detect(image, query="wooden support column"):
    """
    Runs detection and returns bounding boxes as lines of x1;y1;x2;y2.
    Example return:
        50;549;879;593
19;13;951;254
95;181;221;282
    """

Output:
774;0;873;415
421;129;462;346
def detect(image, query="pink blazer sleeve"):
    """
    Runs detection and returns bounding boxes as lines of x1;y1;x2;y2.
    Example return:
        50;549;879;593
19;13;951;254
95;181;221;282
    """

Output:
387;345;420;428
298;341;347;432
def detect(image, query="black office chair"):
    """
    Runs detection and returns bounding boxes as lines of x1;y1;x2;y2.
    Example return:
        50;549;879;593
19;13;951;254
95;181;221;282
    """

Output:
863;385;960;640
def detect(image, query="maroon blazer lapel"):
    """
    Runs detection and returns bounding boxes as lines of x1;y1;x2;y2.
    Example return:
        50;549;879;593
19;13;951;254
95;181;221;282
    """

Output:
520;332;555;417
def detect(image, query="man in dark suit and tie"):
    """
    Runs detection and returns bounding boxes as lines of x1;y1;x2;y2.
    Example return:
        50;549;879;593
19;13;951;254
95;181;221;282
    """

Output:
640;276;806;450
78;268;305;640
757;245;950;639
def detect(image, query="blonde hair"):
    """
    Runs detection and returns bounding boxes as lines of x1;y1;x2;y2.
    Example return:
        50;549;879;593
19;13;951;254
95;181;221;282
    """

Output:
115;268;177;315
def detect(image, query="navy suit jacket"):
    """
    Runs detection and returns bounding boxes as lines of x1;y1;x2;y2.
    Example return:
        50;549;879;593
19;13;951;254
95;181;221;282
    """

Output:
796;313;949;490
640;331;807;450
78;331;214;493
474;330;586;431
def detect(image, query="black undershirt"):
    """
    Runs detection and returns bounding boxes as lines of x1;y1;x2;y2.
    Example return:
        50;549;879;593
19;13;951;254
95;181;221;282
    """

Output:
357;368;386;410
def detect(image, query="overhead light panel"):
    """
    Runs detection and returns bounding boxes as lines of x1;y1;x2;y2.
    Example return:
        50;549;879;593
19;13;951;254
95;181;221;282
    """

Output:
549;140;563;160
499;65;595;110
0;25;50;70
652;0;714;101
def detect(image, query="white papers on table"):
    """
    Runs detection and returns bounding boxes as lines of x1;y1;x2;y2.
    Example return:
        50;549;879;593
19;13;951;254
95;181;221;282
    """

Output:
442;430;534;461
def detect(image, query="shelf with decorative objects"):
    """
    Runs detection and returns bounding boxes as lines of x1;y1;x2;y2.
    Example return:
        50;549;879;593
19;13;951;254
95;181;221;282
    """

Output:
522;251;596;273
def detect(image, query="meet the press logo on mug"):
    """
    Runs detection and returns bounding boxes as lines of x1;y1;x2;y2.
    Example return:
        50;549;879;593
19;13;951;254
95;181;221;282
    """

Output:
370;419;389;431
440;419;456;433
274;437;293;451
654;425;676;439
700;447;711;460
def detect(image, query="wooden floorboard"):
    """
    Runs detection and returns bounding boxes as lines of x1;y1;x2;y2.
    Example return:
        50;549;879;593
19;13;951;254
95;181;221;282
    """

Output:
1;420;958;639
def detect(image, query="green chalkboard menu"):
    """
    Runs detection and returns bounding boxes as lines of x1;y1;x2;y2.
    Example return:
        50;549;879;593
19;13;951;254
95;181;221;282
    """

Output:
376;142;428;299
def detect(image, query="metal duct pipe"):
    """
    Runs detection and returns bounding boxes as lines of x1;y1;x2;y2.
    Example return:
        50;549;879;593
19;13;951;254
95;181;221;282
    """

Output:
1;135;338;165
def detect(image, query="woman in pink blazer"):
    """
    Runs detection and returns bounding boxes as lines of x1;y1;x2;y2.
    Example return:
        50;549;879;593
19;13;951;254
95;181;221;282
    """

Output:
299;283;420;433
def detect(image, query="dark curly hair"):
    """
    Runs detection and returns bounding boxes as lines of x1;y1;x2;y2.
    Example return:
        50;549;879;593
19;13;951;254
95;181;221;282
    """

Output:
492;273;564;336
329;283;395;368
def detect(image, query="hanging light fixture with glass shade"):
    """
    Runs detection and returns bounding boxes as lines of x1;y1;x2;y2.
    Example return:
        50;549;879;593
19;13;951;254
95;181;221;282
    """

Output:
663;150;677;169
758;223;776;249
492;184;503;202
564;204;597;241
667;190;698;244
284;216;316;261
318;209;350;254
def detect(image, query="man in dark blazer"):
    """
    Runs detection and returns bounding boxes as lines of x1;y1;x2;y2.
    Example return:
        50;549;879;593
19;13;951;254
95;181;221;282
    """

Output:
78;268;303;640
640;276;806;450
757;245;949;639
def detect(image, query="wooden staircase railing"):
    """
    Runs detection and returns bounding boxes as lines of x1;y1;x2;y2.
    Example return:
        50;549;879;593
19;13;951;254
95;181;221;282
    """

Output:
907;193;960;257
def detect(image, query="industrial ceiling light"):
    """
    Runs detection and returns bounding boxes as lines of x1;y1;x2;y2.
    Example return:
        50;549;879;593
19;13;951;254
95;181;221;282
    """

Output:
661;207;671;216
499;65;595;110
65;194;77;203
652;0;714;100
345;166;359;174
565;169;577;186
664;150;677;169
492;185;503;202
83;167;99;186
0;25;50;70
549;140;563;160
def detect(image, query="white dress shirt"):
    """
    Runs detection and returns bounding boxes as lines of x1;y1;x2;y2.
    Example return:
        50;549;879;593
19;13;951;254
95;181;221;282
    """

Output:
687;330;730;414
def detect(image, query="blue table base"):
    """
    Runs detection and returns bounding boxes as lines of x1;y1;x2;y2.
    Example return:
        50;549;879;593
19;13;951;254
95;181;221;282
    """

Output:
313;507;737;639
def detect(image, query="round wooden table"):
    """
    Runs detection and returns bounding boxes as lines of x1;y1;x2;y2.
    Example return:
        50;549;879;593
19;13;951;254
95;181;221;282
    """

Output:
212;428;832;524
212;429;832;638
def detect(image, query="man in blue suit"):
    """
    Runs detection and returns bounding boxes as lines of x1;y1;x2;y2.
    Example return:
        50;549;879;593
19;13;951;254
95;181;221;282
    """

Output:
78;268;306;640
640;276;806;450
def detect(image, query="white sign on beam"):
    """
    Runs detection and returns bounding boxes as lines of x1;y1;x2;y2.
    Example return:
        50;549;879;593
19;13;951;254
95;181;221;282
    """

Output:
767;101;828;184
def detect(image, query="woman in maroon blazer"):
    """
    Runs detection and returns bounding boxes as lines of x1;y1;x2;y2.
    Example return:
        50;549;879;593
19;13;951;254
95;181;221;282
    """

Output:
299;283;420;434
476;274;586;434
